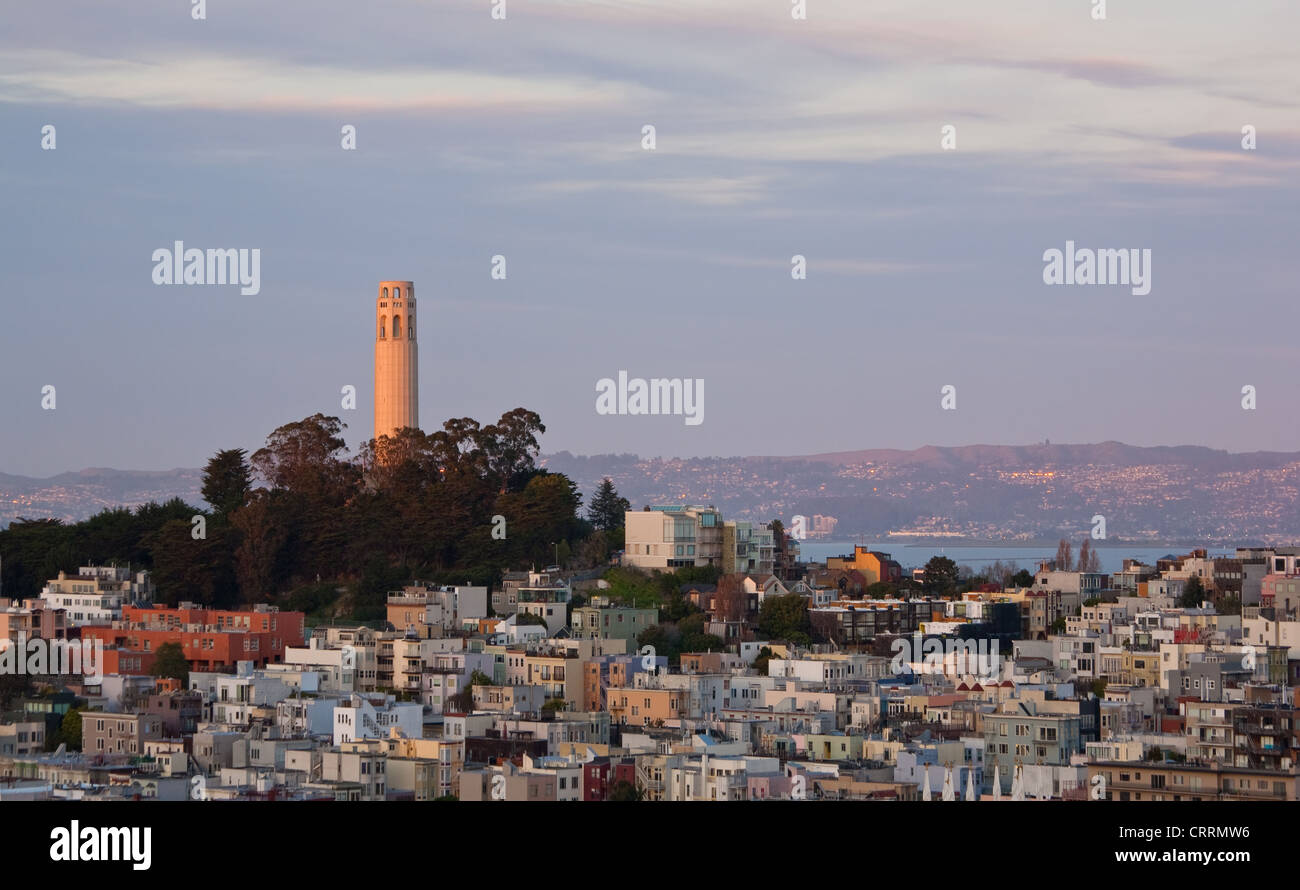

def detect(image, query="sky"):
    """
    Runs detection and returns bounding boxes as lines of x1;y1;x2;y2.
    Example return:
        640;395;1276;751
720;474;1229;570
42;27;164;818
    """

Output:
1;0;1297;477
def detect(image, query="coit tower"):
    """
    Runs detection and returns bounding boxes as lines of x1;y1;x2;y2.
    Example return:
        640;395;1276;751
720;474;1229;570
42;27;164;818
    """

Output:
373;280;419;441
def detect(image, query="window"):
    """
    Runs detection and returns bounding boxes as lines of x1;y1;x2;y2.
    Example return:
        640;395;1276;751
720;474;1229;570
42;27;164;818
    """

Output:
393;314;401;338
380;316;387;338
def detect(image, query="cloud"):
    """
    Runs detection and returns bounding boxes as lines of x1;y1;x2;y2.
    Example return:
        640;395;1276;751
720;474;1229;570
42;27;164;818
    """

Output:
0;49;654;112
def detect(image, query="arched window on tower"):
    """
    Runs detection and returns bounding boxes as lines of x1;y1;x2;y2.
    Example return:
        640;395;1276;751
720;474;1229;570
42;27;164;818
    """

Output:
408;317;415;339
382;287;388;299
392;286;401;300
379;316;387;338
393;314;401;338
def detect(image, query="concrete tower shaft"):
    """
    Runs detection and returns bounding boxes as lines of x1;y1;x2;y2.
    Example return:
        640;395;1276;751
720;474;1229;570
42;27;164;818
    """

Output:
374;280;419;442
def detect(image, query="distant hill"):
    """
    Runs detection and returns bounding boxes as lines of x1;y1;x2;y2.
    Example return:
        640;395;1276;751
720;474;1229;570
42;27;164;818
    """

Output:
540;443;1300;544
0;467;204;527
4;443;1298;542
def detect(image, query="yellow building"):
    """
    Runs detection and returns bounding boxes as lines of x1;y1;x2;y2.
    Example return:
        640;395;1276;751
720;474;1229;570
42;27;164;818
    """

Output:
826;546;898;586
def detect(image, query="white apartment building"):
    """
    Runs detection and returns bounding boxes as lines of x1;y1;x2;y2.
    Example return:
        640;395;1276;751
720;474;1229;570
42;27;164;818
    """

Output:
623;505;723;570
40;565;153;624
332;694;423;745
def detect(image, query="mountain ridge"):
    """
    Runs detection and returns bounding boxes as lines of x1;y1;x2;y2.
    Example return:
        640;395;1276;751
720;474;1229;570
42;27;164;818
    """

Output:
3;443;1297;541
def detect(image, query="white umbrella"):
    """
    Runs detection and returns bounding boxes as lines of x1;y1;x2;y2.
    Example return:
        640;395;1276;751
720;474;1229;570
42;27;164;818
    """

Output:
941;764;955;801
1011;763;1025;801
992;764;1001;800
965;768;975;801
921;765;932;801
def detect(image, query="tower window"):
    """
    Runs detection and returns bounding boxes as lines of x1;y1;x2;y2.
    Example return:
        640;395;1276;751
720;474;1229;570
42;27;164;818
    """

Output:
408;319;415;339
393;314;401;338
392;286;401;299
379;316;387;338
382;287;388;299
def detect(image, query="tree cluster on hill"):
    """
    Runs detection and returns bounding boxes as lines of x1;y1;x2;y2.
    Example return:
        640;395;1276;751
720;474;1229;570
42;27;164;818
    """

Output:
0;409;600;620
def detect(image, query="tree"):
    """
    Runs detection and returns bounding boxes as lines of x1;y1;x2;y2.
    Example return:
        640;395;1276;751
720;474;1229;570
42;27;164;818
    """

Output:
250;413;358;501
1011;569;1035;588
576;530;610;568
586;478;630;532
448;669;493;712
151;642;190;686
607;779;643;802
58;708;83;751
1054;538;1073;572
922;556;959;596
146;516;237;607
480;408;546;493
1180;576;1205;609
713;573;748;623
229;490;289;601
757;594;812;645
1080;538;1101;573
752;646;774;676
201;448;252;517
864;581;897;599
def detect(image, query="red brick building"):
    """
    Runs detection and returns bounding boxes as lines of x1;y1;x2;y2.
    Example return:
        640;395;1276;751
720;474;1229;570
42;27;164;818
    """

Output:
81;603;304;672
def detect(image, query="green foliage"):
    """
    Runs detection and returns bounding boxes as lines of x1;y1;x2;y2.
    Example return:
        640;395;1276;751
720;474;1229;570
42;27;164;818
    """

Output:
864;581;897;598
284;582;340;618
586;478;630;532
757;593;812;645
202;448;252;516
676;564;722;585
353;557;411;621
1179;576;1205;609
58;708;83;751
146;516;238;608
607;779;643;801
151;642;190;685
0;409;582;619
601;567;665;609
447;669;493;712
0;672;32;711
0;498;197;600
922;556;959;596
1010;569;1035;588
752;646;774;675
